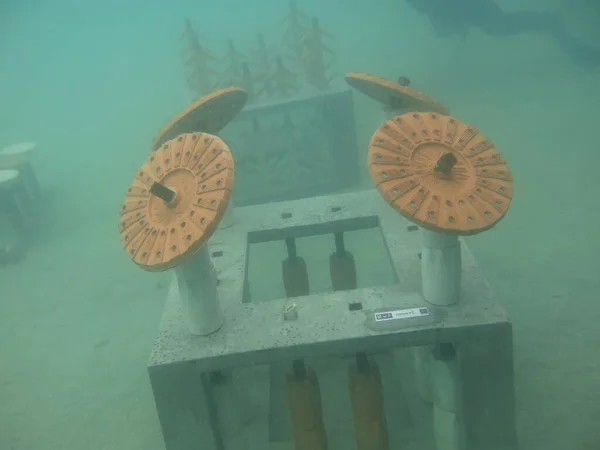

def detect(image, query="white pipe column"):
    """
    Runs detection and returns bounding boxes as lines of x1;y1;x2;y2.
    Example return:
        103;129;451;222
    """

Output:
219;199;236;229
414;229;461;404
381;106;406;123
175;244;223;335
431;345;461;450
211;370;254;437
413;345;433;403
421;229;461;307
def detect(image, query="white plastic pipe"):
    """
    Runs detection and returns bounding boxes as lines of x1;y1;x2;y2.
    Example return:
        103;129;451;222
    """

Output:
219;199;236;229
431;357;461;450
421;229;461;306
175;245;223;335
431;358;458;412
212;370;254;437
433;406;461;450
381;106;406;123
413;346;433;403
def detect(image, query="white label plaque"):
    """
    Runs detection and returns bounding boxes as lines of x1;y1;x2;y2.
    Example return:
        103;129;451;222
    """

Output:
373;307;430;322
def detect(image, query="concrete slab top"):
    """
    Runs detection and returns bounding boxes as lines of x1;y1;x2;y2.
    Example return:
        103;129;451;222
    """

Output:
148;189;509;371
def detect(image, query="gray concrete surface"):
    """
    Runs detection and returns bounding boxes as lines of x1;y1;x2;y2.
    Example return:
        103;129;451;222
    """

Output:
149;189;518;450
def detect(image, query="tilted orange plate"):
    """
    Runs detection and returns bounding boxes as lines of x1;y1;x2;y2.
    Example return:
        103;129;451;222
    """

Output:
344;72;449;115
151;87;248;151
368;112;513;236
119;132;234;271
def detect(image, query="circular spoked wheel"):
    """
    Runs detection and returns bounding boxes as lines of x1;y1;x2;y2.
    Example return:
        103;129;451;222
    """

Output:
151;87;248;151
368;112;513;235
119;132;234;271
345;72;449;115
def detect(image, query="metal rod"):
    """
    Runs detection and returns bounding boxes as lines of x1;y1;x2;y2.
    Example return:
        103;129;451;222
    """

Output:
356;352;369;371
334;232;346;257
435;152;458;174
396;75;411;86
285;238;297;262
149;181;176;203
292;359;306;378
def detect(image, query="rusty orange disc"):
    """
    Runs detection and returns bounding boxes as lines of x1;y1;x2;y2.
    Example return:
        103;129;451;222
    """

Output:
151;87;248;151
368;112;512;236
344;72;449;115
120;132;234;271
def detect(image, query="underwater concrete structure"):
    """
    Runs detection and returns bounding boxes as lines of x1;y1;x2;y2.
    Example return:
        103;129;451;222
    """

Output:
221;87;359;206
146;189;519;450
120;43;517;447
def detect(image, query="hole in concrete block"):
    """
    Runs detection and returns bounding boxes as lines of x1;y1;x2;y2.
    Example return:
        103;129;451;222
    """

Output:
434;342;456;361
407;225;419;232
244;216;398;303
208;370;226;384
212;250;223;258
331;206;341;212
281;212;292;219
348;302;363;311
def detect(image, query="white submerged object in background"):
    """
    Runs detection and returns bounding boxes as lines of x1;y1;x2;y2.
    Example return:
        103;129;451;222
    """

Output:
0;169;19;187
0;142;37;168
1;142;37;154
0;142;43;210
0;169;26;263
